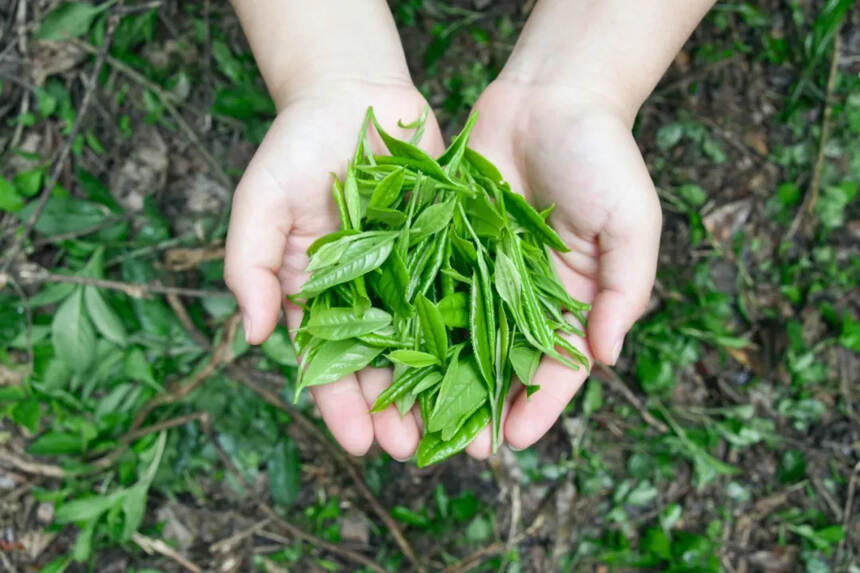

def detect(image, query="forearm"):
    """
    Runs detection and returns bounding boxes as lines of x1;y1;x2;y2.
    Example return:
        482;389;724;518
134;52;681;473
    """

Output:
500;0;715;122
230;0;411;109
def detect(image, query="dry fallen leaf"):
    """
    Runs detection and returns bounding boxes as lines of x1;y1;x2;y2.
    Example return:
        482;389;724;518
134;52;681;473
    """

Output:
31;40;87;86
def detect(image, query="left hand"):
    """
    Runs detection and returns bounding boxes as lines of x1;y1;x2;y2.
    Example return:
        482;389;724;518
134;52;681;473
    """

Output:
462;79;662;456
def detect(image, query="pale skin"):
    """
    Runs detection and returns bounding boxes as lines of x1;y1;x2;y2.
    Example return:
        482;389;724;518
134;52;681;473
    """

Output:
225;0;716;460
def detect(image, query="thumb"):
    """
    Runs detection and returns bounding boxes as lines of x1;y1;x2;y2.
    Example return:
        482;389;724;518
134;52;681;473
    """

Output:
224;158;292;345
587;189;661;365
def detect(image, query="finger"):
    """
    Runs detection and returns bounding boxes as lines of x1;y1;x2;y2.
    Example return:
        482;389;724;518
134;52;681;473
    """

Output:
505;323;592;450
310;375;375;456
283;286;373;458
588;182;661;365
358;368;420;461
224;155;292;345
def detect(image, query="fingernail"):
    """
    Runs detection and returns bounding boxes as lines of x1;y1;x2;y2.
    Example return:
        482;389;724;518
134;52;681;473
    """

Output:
508;444;526;452
243;314;253;344
611;336;624;365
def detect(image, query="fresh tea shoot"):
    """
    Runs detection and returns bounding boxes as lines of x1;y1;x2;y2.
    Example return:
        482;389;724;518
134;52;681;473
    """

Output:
293;109;590;466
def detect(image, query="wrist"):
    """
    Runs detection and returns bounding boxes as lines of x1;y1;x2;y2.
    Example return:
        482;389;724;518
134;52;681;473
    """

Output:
496;56;642;128
485;74;637;133
271;62;414;111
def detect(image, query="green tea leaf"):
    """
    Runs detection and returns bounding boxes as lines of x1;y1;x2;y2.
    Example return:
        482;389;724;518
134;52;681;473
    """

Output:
438;292;468;328
501;186;569;252
52;289;96;373
36;1;113;40
29;431;85;456
417;405;491;467
439;113;477;173
410;197;457;243
368;166;406;209
366;207;406;227
269;440;301;506
388;349;440;368
372;251;411;317
465;148;503;184
343;166;362;229
510;344;541;388
371;112;450;182
261;327;298;366
56;490;124;524
298;339;383;392
415;294;448;365
306;307;392;340
300;234;395;297
494;250;522;310
83;287;127;347
372;366;435;412
0;176;23;212
429;354;487;433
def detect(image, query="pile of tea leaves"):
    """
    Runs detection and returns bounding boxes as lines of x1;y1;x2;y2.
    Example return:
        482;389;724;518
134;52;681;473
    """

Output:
293;109;589;466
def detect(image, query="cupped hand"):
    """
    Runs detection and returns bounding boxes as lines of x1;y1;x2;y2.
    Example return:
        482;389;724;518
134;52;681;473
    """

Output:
224;79;444;459
464;80;662;456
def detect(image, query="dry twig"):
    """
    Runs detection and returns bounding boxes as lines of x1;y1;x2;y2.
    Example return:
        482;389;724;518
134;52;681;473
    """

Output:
130;312;241;430
787;30;842;240
593;364;669;433
837;459;860;558
166;292;212;349
0;3;123;274
0;449;66;479
200;417;387;573
228;366;425;572
133;532;201;573
71;38;232;188
12;266;231;299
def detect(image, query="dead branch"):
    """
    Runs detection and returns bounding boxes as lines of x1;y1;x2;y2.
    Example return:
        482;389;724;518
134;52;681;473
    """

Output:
228;365;426;573
0;3;123;274
166;293;212;349
200;417;387;573
12;266;231;299
133;532;201;573
787;29;842;240
0;449;66;479
71;38;232;188
592;364;669;433
130;312;241;430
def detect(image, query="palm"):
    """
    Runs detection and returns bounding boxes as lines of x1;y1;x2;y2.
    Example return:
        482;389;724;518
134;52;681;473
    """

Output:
225;82;444;459
463;81;661;454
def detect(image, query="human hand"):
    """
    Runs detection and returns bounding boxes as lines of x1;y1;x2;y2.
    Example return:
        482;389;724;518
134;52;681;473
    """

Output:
463;79;661;456
224;80;444;459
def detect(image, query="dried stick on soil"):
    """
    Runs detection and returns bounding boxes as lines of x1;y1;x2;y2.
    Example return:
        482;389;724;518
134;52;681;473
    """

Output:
592;364;669;433
1;412;209;479
787;30;842;240
200;418;388;573
0;549;18;573
86;412;208;473
0;449;66;479
0;3;123;274
130;312;241;430
441;501;547;573
228;366;426;573
71;39;232;188
12;266;231;299
133;532;202;573
166;292;212;349
837;459;860;558
210;518;272;554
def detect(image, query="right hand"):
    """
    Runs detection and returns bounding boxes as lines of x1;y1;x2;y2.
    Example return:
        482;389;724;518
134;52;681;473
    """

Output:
224;79;444;459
